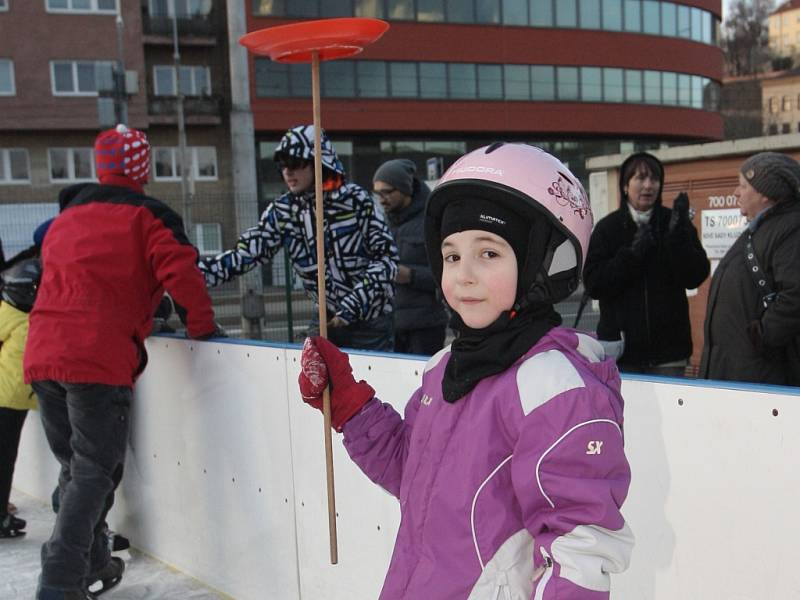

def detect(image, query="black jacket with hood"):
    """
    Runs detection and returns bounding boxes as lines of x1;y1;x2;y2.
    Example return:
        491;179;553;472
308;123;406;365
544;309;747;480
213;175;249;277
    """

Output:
387;180;448;332
583;153;710;368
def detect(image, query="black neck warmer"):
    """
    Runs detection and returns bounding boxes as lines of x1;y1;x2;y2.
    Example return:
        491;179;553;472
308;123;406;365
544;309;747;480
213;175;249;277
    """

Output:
441;303;562;403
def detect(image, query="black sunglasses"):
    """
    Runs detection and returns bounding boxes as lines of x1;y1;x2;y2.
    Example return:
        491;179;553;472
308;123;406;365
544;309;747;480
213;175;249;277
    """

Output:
277;157;310;171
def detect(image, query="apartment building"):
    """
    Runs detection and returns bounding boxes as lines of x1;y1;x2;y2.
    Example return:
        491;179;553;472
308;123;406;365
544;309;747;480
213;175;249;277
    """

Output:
0;0;235;258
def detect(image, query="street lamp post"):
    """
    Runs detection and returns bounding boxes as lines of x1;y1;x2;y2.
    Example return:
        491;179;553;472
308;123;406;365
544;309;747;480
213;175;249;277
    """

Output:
170;0;193;241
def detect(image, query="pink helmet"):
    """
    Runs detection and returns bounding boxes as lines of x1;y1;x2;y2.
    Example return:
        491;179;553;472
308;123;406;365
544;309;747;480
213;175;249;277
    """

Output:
425;142;593;306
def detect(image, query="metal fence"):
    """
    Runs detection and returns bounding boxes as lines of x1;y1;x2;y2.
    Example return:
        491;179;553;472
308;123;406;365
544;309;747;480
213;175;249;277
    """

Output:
1;192;600;350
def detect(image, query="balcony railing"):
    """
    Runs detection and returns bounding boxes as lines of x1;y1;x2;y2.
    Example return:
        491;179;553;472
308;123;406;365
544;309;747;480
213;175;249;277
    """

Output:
148;95;224;118
142;11;217;38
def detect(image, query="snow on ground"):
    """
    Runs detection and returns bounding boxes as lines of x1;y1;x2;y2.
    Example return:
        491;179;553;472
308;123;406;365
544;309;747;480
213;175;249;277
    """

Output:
1;490;226;600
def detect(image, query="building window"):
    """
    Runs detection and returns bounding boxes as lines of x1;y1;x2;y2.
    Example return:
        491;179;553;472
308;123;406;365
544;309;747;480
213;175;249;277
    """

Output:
149;0;212;17
782;122;791;134
0;59;14;95
769;97;779;114
531;65;555;100
153;65;211;96
419;62;447;98
783;95;792;111
643;70;660;104
625;70;642;102
323;61;356;97
624;0;641;32
504;64;530;100
661;2;676;35
581;66;602;101
153;146;218;181
253;0;719;46
502;0;528;25
768;124;778;135
418;0;444;22
0;1;7;11
555;0;577;28
678;4;693;38
530;0;553;26
556;66;579;100
46;0;117;12
356;61;387;97
448;63;476;99
195;223;222;255
642;0;660;34
604;67;624;102
253;57;720;111
51;60;114;96
0;149;30;184
477;64;503;99
49;148;95;182
390;62;419;97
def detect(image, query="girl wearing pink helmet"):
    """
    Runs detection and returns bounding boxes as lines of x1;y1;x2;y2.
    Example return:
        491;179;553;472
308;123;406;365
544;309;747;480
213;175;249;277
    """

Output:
299;143;633;599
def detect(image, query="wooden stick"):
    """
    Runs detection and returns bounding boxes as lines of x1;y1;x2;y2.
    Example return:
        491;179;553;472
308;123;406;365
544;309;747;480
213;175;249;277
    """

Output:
311;50;339;565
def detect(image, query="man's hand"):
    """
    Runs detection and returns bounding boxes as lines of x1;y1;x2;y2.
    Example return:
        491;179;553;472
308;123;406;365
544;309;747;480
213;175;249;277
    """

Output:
395;265;413;285
328;315;349;329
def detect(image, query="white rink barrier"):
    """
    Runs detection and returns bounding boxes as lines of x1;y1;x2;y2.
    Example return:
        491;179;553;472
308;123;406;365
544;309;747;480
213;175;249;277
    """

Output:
15;336;800;600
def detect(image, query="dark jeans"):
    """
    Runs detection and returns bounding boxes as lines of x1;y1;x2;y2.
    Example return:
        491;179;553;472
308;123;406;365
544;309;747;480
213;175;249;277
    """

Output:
0;407;28;514
394;326;447;356
308;311;394;352
33;381;130;591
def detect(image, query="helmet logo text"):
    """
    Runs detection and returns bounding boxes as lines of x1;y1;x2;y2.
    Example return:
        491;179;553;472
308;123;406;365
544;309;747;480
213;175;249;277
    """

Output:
454;165;504;176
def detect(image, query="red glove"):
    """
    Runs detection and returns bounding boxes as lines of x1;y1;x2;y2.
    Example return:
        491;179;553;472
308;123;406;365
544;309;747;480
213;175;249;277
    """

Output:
298;336;375;432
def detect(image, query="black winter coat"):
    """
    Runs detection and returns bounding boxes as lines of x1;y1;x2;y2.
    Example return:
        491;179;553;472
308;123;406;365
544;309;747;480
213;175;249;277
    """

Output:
584;204;710;367
699;201;800;385
387;183;448;332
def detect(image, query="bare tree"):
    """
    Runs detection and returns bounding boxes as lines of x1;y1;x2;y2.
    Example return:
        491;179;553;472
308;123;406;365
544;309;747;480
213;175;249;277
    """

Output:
722;0;776;76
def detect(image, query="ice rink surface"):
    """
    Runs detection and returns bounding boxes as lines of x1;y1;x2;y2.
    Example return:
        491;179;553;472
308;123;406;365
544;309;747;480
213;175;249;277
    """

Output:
1;491;225;600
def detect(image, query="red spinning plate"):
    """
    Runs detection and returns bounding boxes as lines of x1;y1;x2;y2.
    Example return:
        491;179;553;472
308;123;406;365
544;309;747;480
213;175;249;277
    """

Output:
240;17;389;63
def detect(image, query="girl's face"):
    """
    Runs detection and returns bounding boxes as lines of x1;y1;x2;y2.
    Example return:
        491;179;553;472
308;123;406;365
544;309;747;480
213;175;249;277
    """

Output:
440;229;518;329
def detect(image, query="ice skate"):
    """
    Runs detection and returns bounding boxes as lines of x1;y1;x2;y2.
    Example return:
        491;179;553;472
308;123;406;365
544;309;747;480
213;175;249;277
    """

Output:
0;513;26;538
86;556;124;596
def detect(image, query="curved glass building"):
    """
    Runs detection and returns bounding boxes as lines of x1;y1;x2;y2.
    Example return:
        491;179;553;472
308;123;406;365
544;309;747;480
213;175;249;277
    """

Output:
248;0;723;194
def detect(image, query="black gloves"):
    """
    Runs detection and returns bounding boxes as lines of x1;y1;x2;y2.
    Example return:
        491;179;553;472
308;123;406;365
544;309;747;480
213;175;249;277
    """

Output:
668;192;691;233
192;323;228;340
630;223;656;259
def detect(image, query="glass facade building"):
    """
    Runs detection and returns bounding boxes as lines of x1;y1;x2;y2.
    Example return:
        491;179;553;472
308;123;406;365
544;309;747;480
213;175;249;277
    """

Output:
246;0;723;199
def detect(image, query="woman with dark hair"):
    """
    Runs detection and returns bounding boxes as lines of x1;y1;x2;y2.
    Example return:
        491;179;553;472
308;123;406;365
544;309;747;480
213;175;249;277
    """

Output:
583;152;710;376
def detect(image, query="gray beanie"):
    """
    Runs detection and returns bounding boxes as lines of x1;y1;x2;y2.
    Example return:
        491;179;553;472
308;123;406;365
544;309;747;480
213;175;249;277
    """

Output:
373;159;416;197
740;152;800;203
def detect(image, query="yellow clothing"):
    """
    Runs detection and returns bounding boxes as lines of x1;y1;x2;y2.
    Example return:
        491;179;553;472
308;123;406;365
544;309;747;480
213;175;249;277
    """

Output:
0;301;36;411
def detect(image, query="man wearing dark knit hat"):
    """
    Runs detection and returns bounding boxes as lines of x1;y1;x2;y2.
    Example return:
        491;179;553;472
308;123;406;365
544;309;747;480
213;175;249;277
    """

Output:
373;159;447;355
25;125;220;600
700;151;800;385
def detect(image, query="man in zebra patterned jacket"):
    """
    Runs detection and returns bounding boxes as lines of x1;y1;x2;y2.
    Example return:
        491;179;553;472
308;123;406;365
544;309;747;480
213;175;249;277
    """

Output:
200;125;399;350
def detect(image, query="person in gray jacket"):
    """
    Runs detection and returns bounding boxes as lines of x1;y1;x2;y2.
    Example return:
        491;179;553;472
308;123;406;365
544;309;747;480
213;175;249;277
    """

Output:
700;151;800;385
373;159;448;355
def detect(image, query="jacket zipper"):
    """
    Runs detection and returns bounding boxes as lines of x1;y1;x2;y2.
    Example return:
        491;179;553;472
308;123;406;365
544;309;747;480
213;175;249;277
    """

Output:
533;548;554;600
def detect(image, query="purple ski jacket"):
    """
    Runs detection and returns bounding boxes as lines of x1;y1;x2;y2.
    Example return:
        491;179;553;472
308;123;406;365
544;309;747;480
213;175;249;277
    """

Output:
343;327;633;599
